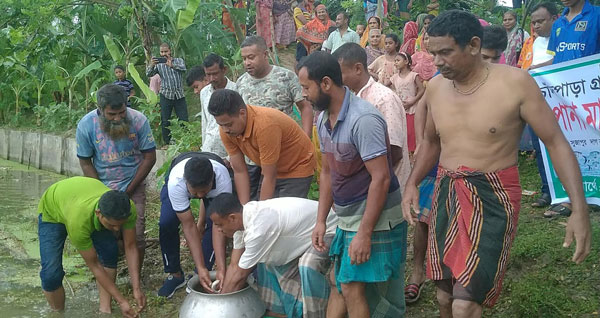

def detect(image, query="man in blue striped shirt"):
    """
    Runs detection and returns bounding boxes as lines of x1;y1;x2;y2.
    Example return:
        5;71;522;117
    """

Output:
146;43;188;145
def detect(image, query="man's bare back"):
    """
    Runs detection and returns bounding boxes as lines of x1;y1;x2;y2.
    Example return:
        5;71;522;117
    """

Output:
427;63;528;172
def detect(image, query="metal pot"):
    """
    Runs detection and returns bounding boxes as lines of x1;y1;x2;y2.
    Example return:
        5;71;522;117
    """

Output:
179;272;266;318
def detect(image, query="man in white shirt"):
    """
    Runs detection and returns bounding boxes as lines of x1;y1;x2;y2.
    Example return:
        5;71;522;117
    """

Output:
529;2;558;70
200;54;237;159
323;12;360;54
210;194;338;318
157;152;232;298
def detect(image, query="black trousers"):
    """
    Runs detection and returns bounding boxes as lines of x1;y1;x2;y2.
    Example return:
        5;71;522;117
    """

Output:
160;94;188;144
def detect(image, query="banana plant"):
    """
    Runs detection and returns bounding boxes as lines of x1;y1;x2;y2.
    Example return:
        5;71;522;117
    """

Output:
127;62;158;106
57;60;103;110
9;80;29;116
162;0;202;54
103;34;143;73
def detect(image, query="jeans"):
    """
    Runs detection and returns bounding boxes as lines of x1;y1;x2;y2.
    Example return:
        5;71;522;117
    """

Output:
38;214;118;292
529;126;550;196
159;185;215;274
160;94;188;144
295;42;308;62
257;175;313;199
248;164;262;201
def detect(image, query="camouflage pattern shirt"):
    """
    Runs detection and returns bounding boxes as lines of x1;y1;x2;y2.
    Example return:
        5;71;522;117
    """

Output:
236;65;304;119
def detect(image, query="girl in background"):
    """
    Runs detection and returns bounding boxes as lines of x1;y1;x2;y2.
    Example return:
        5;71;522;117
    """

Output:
368;33;401;87
390;52;424;154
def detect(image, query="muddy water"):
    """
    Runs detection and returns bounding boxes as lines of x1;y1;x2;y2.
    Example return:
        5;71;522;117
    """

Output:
0;159;121;317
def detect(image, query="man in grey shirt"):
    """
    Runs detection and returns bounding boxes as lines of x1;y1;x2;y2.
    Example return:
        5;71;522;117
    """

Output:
146;43;188;145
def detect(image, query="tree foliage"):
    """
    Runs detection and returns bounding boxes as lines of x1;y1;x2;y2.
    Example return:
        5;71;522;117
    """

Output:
0;0;245;129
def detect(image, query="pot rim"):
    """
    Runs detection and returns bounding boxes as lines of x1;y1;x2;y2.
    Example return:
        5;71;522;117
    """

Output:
186;275;253;297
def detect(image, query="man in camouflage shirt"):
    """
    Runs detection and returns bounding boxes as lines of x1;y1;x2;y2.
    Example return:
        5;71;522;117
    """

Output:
236;36;313;137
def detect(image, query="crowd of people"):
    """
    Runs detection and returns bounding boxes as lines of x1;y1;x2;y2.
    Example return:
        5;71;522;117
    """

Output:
35;0;599;317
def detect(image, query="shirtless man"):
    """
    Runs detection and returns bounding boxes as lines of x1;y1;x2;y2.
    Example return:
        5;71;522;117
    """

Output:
401;10;591;318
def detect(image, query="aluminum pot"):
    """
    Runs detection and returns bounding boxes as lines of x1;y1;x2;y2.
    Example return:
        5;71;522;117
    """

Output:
179;272;266;318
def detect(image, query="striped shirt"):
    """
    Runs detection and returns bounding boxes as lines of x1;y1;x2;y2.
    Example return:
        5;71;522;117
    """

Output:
146;57;186;100
317;88;403;231
113;79;134;107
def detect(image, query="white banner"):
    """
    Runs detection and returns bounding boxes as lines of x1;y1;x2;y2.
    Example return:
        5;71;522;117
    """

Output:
530;54;600;205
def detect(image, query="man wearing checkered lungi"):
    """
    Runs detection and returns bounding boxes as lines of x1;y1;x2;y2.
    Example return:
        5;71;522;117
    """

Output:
208;194;338;318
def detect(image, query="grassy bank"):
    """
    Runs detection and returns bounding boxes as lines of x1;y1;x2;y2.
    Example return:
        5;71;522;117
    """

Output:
131;154;600;317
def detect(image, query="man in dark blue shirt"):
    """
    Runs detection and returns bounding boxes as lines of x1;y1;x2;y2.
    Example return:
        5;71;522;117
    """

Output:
113;65;135;107
547;0;600;64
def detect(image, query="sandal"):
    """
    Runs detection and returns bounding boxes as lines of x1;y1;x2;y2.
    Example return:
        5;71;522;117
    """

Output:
543;204;572;218
531;193;551;208
404;281;425;304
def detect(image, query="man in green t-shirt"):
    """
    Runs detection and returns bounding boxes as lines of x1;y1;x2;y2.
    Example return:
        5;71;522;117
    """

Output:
38;177;146;317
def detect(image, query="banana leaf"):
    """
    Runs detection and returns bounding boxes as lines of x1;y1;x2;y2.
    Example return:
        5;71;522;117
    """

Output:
176;0;202;30
103;34;123;65
74;60;102;80
127;63;158;105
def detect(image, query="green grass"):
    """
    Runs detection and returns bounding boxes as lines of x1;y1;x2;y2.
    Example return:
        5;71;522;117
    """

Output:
136;154;600;317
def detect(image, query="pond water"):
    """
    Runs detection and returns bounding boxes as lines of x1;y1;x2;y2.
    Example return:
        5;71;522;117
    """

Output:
0;159;123;318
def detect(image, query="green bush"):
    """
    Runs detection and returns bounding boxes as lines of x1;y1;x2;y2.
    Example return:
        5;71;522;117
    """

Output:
33;103;86;133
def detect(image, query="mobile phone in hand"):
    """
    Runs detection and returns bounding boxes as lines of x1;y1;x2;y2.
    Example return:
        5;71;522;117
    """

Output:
154;57;167;63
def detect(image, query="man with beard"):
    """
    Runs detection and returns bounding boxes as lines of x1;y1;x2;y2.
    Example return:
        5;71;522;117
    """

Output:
208;89;316;204
401;10;590;318
298;51;407;318
77;83;157;272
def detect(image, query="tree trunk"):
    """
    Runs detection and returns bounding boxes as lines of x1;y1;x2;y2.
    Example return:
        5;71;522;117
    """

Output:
84;55;90;111
130;0;154;62
14;91;19;116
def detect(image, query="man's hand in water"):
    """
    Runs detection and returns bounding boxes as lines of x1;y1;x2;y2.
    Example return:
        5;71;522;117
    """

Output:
197;267;214;293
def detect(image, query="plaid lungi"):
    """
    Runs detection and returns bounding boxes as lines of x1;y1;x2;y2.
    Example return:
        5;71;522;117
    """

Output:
257;235;333;318
330;223;407;317
418;175;437;224
427;165;522;307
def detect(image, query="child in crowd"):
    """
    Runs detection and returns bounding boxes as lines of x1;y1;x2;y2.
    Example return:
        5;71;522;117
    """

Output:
113;65;135;107
368;33;401;87
356;24;365;38
390;52;424;154
365;28;385;66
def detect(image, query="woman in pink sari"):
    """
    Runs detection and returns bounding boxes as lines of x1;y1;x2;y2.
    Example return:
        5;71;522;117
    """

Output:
411;32;437;81
256;0;273;48
400;21;419;55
